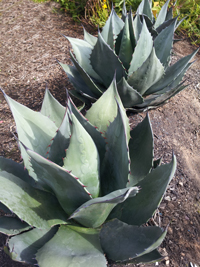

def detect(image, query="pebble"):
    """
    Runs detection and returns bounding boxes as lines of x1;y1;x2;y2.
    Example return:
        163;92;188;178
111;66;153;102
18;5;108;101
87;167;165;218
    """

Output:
179;181;184;186
166;260;170;265
159;203;166;209
165;196;171;201
168;227;173;235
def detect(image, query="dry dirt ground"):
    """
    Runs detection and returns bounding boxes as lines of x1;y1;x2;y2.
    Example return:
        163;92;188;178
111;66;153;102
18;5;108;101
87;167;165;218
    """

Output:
0;0;200;267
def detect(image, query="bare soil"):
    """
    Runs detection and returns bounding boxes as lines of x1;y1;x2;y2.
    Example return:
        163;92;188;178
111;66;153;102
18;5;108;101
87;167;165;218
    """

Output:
0;0;199;267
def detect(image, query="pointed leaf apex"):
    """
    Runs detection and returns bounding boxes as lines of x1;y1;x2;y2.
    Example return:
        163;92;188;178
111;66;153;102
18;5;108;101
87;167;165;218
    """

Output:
0;87;6;96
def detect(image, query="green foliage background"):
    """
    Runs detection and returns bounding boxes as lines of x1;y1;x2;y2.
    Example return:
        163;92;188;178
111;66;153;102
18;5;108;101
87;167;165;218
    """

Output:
55;0;200;45
170;0;200;45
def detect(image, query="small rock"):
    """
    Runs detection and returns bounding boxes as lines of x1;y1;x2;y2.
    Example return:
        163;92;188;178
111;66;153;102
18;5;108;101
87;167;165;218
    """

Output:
159;203;166;209
166;260;170;265
179;181;183;186
165;196;171;201
161;248;168;257
168;227;173;235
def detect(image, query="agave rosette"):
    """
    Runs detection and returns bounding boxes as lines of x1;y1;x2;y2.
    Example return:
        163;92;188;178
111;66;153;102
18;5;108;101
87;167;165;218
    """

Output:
60;0;198;112
0;80;176;266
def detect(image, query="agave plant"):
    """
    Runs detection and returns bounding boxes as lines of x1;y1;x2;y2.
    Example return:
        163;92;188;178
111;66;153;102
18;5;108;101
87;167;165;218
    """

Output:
0;80;176;266
60;0;198;112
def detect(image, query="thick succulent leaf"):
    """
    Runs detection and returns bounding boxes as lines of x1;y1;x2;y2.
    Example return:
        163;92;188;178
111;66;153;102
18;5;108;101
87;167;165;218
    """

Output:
0;217;31;236
145;48;199;95
128;8;136;48
129;19;153;74
121;249;163;264
117;77;143;108
136;0;144;14
20;144;49;190
3;92;57;179
166;6;173;21
154;157;163;169
100;104;130;196
142;15;157;37
134;61;192;109
142;82;188;109
118;16;134;71
70;51;103;97
115;27;124;56
154;17;177;68
40;88;65;128
59;62;98;100
133;13;143;41
154;61;193;95
137;0;153;22
90;32;126;87
175;16;187;31
0;170;67;228
129;114;153;186
154;0;170;28
133;80;188;111
27;148;91;216
101;10;114;49
0;202;11;214
4;94;57;153
63;113;100;198
100;219;167;262
48;109;71;166
122;0;127;22
83;27;97;46
101;7;124;48
36;225;107;267
109;155;176;225
5;227;58;264
69;89;96;106
0;157;37;188
143;0;153;21
69;97;106;165
156;17;177;34
69;187;139;228
128;47;164;95
81;91;99;102
85;78;130;141
133;94;161;110
66;36;101;81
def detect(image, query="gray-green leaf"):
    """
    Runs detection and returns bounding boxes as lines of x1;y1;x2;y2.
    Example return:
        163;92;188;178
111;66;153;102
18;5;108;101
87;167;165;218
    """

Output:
36;225;107;267
100;219;167;261
0;169;67;228
0;217;31;236
90;32;126;87
40;88;65;128
27;148;91;216
128;114;153;185
63;113;100;198
109;155;176;225
128;47;164;95
129;19;153;74
69;187;138;228
5;227;58;264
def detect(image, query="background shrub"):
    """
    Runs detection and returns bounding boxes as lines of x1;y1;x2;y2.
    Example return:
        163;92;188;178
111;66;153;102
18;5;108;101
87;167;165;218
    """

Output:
55;0;200;45
171;0;200;45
